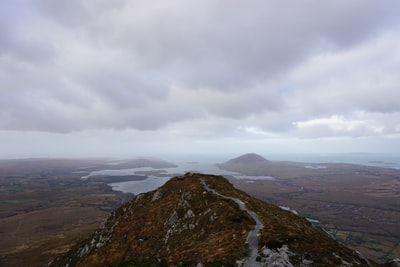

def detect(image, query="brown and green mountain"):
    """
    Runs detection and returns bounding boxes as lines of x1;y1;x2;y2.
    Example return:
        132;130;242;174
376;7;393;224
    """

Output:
225;153;269;164
51;173;373;267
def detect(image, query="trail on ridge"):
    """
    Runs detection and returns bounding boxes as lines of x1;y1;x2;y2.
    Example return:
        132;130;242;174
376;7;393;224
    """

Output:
203;181;263;267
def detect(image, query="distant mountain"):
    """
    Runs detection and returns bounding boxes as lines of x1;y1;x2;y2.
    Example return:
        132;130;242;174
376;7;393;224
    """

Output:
217;153;273;176
51;173;373;267
226;153;269;164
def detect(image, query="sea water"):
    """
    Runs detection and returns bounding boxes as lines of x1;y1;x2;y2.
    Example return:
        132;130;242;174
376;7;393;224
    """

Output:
89;153;400;195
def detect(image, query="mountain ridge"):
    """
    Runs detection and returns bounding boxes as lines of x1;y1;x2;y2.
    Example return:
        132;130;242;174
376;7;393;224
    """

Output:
51;173;373;267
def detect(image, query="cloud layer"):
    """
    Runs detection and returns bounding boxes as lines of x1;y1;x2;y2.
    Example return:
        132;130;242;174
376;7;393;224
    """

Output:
1;0;400;143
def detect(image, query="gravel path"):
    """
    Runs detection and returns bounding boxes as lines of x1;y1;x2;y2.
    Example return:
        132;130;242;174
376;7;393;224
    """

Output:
203;181;264;267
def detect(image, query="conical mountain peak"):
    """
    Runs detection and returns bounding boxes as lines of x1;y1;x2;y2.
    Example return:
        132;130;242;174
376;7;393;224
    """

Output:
226;153;269;164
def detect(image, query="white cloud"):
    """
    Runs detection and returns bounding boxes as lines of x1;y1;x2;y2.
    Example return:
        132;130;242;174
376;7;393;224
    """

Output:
293;114;388;138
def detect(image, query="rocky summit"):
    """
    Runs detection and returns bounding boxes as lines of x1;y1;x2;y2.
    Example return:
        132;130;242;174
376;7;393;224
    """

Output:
51;173;373;267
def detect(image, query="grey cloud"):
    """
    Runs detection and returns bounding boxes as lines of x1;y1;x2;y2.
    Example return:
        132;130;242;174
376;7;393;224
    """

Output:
0;0;400;138
286;30;400;120
81;70;169;109
189;86;283;120
34;0;125;28
111;1;400;92
0;2;55;62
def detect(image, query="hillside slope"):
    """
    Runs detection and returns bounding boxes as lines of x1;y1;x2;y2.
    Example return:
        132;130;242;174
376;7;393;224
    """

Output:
51;173;372;267
226;153;269;164
218;154;400;263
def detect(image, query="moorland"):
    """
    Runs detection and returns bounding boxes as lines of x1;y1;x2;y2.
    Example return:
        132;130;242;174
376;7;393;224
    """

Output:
218;154;400;263
0;158;176;267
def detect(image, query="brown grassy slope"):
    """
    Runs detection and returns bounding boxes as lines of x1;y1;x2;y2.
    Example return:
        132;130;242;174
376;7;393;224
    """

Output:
54;174;252;266
53;174;372;267
207;173;373;266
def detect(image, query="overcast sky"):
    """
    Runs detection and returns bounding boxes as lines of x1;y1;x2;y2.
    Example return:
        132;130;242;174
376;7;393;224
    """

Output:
1;1;400;158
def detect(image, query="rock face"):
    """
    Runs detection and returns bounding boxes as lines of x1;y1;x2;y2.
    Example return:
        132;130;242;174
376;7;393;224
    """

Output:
51;173;373;267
